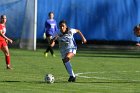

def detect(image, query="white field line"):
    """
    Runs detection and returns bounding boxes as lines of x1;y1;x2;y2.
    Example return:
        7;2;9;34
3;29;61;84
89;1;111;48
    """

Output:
75;71;140;82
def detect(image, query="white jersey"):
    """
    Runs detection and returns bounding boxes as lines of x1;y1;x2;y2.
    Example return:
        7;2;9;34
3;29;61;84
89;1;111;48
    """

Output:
57;28;77;54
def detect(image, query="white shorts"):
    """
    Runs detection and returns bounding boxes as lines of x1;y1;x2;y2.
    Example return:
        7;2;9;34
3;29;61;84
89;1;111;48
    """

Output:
60;48;77;59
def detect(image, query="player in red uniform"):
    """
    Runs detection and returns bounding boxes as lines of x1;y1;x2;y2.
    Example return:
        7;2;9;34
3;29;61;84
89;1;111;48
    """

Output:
0;15;13;69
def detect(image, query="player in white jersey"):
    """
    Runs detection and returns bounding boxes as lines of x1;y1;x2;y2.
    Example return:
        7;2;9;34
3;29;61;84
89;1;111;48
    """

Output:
51;20;87;82
58;28;77;58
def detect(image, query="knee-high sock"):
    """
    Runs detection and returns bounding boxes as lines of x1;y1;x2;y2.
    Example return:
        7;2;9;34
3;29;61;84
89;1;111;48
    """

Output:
46;46;54;55
5;55;10;65
46;46;50;52
49;47;54;55
65;61;75;77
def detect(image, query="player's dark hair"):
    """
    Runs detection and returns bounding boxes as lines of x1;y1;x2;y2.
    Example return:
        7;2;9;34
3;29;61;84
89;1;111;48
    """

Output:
134;24;140;31
133;24;140;37
0;15;6;23
59;20;67;26
48;12;54;16
59;20;69;33
1;15;6;19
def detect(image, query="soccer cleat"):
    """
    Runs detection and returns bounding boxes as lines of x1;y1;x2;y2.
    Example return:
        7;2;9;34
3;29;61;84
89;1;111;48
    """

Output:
68;76;76;82
52;54;56;57
44;52;48;57
6;65;13;70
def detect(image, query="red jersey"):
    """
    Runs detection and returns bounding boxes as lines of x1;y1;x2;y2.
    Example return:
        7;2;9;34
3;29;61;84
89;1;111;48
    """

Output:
0;24;6;41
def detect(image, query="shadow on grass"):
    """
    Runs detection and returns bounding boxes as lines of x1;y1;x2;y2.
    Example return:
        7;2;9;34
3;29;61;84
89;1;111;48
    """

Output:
76;55;140;58
76;49;140;59
1;80;140;84
1;80;42;83
0;80;68;84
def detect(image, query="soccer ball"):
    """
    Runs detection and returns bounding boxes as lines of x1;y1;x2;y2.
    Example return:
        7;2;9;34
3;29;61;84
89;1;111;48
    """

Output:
45;74;55;84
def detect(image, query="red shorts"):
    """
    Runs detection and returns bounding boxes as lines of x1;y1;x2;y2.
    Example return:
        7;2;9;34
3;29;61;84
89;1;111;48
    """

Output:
0;40;7;49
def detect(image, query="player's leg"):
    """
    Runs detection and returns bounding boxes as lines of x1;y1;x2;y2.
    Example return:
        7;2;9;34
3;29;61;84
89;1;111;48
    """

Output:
48;36;55;57
44;36;51;57
44;36;55;57
1;45;12;69
63;52;76;82
50;41;56;57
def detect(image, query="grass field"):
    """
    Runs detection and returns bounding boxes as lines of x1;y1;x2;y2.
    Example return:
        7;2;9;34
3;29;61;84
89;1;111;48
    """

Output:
0;47;140;93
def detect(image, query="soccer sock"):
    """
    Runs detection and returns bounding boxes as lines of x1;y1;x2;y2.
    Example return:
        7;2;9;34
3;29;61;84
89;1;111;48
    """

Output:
46;46;51;52
5;55;10;65
49;47;54;55
65;61;75;77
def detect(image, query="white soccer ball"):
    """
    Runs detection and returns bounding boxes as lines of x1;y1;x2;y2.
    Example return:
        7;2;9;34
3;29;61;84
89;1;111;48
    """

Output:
45;74;55;84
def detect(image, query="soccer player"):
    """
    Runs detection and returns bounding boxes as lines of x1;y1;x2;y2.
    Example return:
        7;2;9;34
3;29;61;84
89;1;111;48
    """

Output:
136;37;140;46
44;12;58;57
134;24;140;46
51;20;87;82
0;15;13;69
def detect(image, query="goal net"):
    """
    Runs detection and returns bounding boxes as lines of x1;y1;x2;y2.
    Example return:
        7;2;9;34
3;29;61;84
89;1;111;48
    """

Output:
0;0;37;50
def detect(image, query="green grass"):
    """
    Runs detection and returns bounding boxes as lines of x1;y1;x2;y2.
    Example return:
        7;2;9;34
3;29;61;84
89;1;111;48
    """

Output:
0;48;140;93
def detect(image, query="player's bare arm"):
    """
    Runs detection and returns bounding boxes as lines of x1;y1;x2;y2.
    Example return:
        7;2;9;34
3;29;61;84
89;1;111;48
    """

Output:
76;29;87;44
0;30;13;43
50;36;58;47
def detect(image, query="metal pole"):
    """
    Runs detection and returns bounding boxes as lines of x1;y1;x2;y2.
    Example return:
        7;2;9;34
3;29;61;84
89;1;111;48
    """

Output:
33;0;37;50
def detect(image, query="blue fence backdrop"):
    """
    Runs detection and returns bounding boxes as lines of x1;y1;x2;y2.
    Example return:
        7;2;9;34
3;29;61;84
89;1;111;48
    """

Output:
0;0;140;42
37;0;140;42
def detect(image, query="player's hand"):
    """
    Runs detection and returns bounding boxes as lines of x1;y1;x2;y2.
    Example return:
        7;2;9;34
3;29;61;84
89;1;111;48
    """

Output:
50;40;55;47
43;33;46;39
6;40;8;44
82;38;87;44
8;38;13;44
